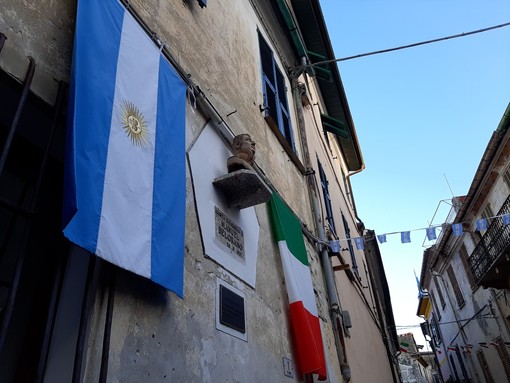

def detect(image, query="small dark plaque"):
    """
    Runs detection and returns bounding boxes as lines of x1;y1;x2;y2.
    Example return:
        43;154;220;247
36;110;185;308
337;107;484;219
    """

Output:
219;284;246;333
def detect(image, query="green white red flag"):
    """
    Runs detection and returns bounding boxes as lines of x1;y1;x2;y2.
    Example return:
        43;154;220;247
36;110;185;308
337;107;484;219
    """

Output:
269;194;327;381
399;341;410;353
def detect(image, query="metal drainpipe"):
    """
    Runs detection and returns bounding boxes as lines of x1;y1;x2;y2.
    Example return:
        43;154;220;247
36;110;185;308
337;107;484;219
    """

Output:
292;76;351;382
313;192;351;382
193;70;352;380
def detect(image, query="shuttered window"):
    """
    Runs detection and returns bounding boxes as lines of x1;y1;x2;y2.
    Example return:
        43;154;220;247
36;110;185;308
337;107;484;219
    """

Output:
459;244;475;289
477;350;494;383
318;160;336;235
481;204;493;222
342;213;358;278
430;312;442;347
447;265;465;307
504;165;510;189
429;290;441;320
434;281;446;309
496;337;510;380
258;33;294;151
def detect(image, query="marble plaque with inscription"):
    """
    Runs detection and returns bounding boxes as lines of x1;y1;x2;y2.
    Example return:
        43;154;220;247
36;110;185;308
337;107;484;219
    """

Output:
215;206;245;259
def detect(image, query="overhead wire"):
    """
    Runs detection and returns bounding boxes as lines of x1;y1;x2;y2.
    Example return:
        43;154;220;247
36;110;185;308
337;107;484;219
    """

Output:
297;21;510;68
393;314;497;329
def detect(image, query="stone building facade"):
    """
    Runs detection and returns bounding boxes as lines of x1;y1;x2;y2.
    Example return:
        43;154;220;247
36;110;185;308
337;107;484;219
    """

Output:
418;104;510;383
0;0;399;382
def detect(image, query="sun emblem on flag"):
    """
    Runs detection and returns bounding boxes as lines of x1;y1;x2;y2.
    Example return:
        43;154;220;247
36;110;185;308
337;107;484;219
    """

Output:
121;101;150;148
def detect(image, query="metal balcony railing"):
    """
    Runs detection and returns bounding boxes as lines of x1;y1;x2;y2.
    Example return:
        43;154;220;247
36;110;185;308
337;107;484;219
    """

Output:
468;194;510;286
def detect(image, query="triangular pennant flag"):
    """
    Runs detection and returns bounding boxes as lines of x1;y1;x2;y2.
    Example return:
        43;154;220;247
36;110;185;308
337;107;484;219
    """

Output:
503;214;510;226
452;223;463;236
401;231;411;243
426;227;436;241
377;234;387;244
476;218;487;231
354;237;364;251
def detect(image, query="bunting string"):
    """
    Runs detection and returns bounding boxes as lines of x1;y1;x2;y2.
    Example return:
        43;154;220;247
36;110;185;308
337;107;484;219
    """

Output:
329;213;510;252
398;341;510;354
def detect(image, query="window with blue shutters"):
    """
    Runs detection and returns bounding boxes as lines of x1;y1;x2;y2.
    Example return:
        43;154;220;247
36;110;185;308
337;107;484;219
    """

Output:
317;160;336;235
258;33;294;151
342;213;359;278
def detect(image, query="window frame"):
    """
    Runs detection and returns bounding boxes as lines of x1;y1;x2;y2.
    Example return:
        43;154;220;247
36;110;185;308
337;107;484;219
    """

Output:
342;212;359;278
434;280;446;310
317;160;336;235
447;265;465;308
459;244;475;289
496;337;510;380
258;33;295;151
477;349;495;383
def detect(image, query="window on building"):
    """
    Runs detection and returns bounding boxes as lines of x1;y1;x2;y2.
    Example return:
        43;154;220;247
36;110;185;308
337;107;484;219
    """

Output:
503;165;510;189
317;160;336;235
459;244;475;289
429;290;441;320
340;167;353;208
477;350;495;383
258;33;294;151
430;312;442;347
496;337;510;380
447;265;465;307
481;204;493;223
434;281;446;310
342;213;359;278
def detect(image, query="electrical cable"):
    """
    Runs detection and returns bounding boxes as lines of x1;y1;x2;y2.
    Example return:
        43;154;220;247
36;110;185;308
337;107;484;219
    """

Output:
297;21;510;68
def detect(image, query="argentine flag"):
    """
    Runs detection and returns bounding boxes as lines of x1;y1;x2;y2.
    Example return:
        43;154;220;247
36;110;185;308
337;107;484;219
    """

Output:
64;0;186;297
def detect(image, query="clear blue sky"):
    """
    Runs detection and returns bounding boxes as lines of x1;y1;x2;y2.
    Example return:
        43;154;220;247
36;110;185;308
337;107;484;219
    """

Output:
319;0;510;347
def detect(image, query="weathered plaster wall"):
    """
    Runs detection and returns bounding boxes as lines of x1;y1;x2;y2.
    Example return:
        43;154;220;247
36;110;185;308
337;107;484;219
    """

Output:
0;0;75;104
0;0;395;382
300;74;395;382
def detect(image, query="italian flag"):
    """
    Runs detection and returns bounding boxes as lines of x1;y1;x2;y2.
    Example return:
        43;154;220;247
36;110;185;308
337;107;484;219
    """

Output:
399;342;410;353
269;194;327;381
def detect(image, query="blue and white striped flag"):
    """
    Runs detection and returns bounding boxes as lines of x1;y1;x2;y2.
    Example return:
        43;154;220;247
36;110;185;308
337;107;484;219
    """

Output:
452;223;463;237
63;0;186;297
401;231;411;243
476;218;487;231
330;240;340;253
377;234;387;244
354;237;364;251
426;227;436;241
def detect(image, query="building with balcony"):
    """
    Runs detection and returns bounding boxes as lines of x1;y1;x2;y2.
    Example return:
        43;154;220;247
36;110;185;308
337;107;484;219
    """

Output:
0;0;399;382
397;332;441;383
418;103;510;383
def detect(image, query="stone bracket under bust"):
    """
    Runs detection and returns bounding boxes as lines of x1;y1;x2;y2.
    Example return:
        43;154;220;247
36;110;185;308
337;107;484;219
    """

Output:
213;134;271;209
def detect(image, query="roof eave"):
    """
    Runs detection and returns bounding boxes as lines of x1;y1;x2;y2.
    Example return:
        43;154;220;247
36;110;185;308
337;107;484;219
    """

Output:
289;0;365;172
